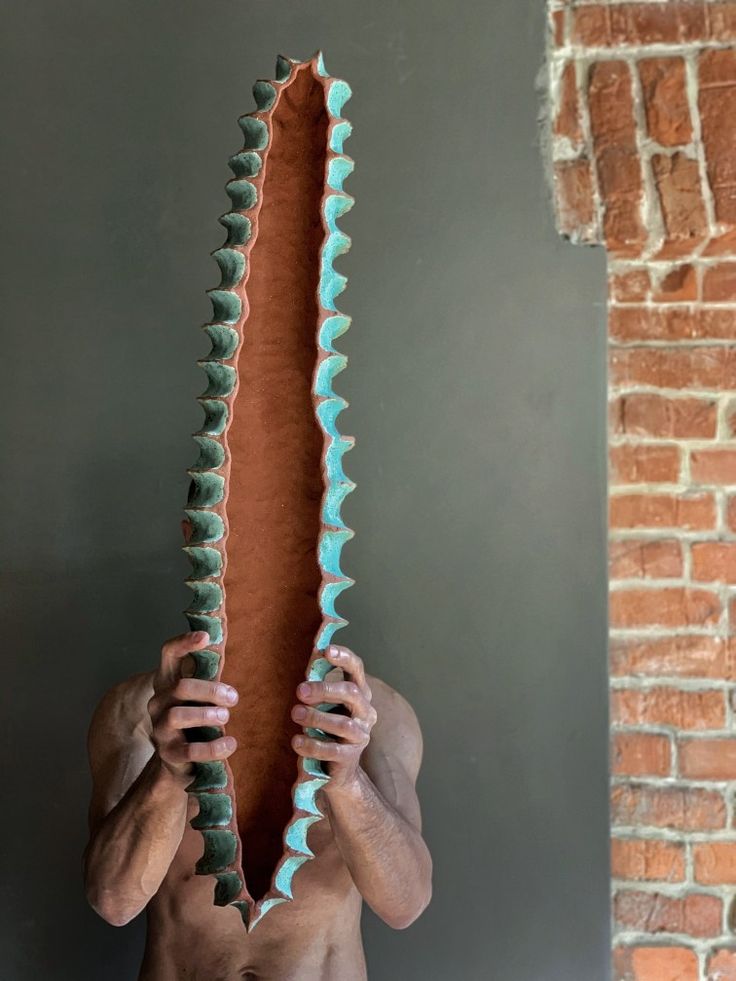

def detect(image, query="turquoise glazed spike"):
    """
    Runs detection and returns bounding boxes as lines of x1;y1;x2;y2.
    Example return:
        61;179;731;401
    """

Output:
180;53;354;931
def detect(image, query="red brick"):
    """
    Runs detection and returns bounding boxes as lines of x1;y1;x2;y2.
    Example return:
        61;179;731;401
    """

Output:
680;738;736;780
572;5;610;45
611;837;686;883
620;945;698;981
611;4;707;46
639;58;692;148
614;889;722;939
652;153;708;248
573;4;707;47
551;8;565;46
609;587;720;629
692;542;736;583
610;307;736;342
609;394;717;440
695;842;736;884
588;61;646;254
611;687;725;731
553;158;596;239
610;267;651;303
703;263;736;302
692;449;736;485
610;635;735;681
652;265;698;303
613;731;671;777
554;61;580;142
708;4;736;41
725;496;736;533
609;492;716;531
707;948;736;981
612;784;726;832
610;346;736;391
704;229;736;257
609;539;683;580
699;50;736;224
610;444;681;485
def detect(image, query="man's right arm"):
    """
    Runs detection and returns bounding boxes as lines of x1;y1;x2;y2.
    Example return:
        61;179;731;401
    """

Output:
83;631;239;926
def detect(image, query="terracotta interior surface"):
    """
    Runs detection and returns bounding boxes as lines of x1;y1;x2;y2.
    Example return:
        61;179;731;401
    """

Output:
221;66;328;903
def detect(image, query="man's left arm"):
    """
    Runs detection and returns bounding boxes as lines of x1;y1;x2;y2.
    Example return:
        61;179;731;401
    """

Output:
290;645;432;929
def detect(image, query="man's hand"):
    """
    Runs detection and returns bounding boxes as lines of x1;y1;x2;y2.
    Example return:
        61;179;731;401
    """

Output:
290;645;377;792
148;630;239;780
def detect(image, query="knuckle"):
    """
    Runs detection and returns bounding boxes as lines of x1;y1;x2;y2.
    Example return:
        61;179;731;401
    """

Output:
164;706;181;729
347;683;360;698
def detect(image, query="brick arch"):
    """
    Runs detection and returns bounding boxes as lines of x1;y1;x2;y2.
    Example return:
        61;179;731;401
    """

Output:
546;4;736;979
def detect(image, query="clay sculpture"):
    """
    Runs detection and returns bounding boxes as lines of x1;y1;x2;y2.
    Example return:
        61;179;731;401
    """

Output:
181;52;354;931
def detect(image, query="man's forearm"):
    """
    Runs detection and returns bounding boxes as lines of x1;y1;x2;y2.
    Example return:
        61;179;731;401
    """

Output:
84;754;189;926
324;768;432;929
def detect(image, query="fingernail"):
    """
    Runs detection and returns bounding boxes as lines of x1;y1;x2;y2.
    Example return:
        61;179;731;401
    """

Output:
328;646;342;660
193;630;209;643
293;705;307;722
224;686;238;704
293;735;304;748
216;708;229;722
298;683;311;698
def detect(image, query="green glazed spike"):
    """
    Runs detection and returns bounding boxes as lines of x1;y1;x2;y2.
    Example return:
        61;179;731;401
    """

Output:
187;725;223;743
185;613;223;644
238;116;268;150
191;436;225;471
184;546;222;579
214;872;243;906
275;55;292;82
187;761;227;792
219;213;252;246
196;399;228;436
253;80;277;111
185;580;223;613
190;649;221;680
199;362;236;398
207;289;241;325
226;180;258;211
204;325;239;361
212;249;246;289
195;830;238;874
184;509;225;544
187;472;225;508
191;793;233;829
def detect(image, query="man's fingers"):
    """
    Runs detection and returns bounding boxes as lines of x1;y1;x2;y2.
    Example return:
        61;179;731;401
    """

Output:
165;705;230;730
291;734;353;761
162;736;237;765
291;704;371;742
158;631;210;684
172;678;238;707
296;679;376;726
325;645;371;700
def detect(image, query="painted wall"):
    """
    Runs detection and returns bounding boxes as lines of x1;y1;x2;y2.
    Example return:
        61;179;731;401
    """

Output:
0;1;610;978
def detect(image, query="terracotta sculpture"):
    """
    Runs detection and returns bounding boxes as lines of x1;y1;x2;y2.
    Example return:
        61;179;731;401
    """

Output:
182;50;356;930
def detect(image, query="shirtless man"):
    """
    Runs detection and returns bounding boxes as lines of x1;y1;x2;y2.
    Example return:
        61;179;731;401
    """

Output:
83;627;432;981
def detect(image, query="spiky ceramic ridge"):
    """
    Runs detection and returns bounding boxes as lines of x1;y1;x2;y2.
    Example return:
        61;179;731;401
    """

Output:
181;52;354;931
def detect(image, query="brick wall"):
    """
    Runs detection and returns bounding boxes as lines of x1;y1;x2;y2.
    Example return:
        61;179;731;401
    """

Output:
546;3;736;979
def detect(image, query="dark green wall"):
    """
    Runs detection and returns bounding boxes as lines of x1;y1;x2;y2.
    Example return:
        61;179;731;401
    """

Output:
0;1;610;978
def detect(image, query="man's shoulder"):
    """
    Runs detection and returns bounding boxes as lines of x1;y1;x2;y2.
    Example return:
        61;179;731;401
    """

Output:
88;671;155;750
364;674;423;779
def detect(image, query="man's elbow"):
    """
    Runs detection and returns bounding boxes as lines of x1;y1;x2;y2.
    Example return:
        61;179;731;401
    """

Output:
87;887;142;927
383;877;433;930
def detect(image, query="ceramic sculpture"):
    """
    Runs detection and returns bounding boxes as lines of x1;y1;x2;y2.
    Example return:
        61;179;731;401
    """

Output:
181;52;354;931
